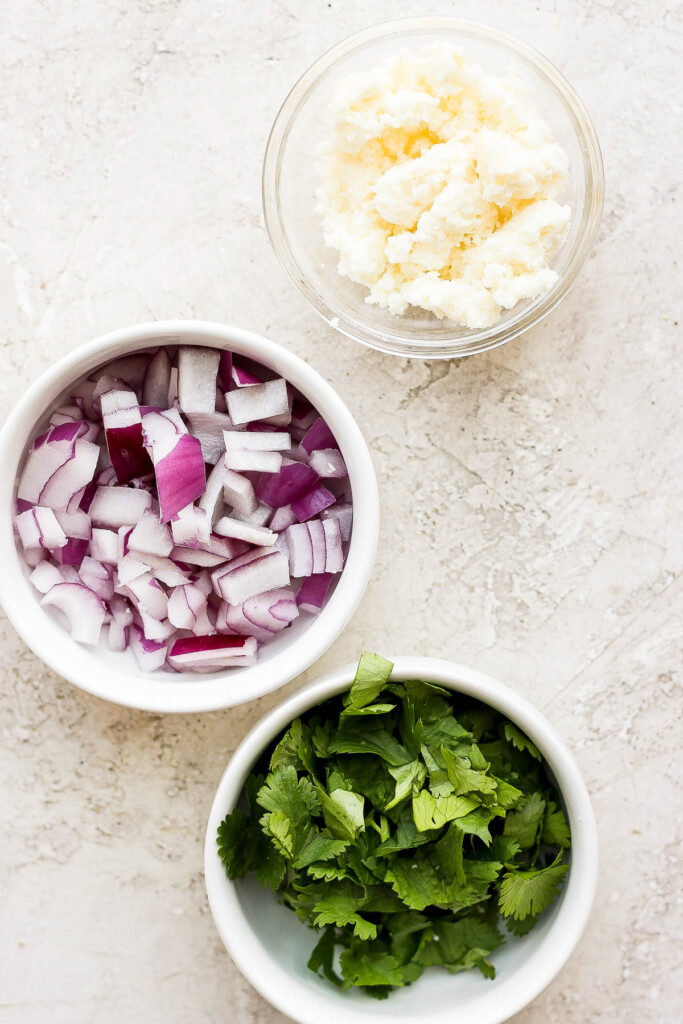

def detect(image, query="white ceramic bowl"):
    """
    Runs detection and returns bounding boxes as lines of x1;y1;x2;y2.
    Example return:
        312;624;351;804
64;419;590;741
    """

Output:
0;320;379;713
205;656;597;1024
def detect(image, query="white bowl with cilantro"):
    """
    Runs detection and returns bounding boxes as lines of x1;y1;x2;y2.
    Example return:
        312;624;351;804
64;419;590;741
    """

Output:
204;653;597;1024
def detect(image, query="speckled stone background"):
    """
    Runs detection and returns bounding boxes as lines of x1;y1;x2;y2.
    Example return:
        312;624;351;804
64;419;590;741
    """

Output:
1;1;681;1021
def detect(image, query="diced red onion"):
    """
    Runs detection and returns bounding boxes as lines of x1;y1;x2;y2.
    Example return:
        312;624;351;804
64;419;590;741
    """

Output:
177;347;220;415
291;482;336;523
15;506;67;550
90;528;121;564
17;345;352;673
308;448;348;479
243;588;298;634
301;417;338;454
222;430;291;452
167;583;214;634
127;508;173;558
198;459;229;525
167;634;257;670
79;556;115;601
213;516;276;547
268;504;297;532
41;582;106;645
142;348;172;408
321;502;353;543
108;620;129;652
125;572;169;620
89;486;152;528
101;389;153;484
296;573;333;614
130;624;167;672
290;399;317;431
99;354;149;391
153;433;206;523
224;449;282;474
141;407;186;448
230;502;272;527
189;411;234;463
255;461;318;508
211;548;290;605
226;378;288;426
217;351;233;392
170;504;211;549
222;468;258;515
30;561;67;594
52;537;89;566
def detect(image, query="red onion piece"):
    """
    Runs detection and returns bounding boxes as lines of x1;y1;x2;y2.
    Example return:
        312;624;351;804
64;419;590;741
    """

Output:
30;562;66;594
167;583;214;634
226;378;289;426
232;364;262;387
99;354;149;391
296;573;333;614
52;537;89;566
223;430;291;452
141;407;186;448
41;582;106;645
153;433;206;523
90;528;121;565
108;620;129;653
269;504;297;532
213;516;276;547
189;411;234;464
255;461;318;508
178;346;220;415
170;504;211;549
322;517;344;573
308;448;348;479
15;506;67;550
217;351;233;392
79;557;115;601
50;405;84;427
211;548;290;605
321;502;353;543
222;468;258;515
127;508;174;558
125;572;169;620
224;450;282;474
291;482;336;523
198;459;229;525
290;399;317;431
142;348;172;408
243;588;298;634
130;624;167;671
101;389;154;485
167;634;257;670
301;417;338;454
230;502;272;527
89;486;152;528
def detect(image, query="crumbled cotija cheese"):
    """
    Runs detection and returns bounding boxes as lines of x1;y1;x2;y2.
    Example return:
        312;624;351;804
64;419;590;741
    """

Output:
316;45;571;329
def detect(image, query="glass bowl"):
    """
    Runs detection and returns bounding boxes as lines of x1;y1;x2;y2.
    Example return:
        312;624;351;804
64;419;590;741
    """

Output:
263;17;604;360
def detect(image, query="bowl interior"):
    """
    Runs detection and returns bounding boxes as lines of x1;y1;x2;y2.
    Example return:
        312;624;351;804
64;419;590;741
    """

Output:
205;658;597;1024
264;18;603;358
0;321;379;712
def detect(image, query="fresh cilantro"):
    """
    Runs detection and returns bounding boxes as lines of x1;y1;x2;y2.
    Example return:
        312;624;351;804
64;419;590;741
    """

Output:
216;652;571;998
498;853;569;920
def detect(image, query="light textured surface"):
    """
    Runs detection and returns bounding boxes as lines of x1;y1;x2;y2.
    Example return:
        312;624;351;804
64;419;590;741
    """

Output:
1;1;681;1022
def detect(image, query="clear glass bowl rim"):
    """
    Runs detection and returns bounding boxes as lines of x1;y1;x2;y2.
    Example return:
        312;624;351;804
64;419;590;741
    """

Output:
262;15;605;360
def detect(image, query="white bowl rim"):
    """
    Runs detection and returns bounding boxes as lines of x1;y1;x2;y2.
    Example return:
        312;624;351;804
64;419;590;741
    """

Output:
204;655;598;1024
0;319;380;713
262;15;605;360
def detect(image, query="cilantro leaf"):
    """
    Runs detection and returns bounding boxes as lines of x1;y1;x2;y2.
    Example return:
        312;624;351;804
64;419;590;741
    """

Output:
385;760;427;810
344;651;394;710
541;801;571;849
498;854;569;920
412;790;480;832
503;792;546;849
307;926;343;987
503;723;542;761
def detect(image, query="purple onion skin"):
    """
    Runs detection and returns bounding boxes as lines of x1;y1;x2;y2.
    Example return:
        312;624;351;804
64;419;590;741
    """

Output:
155;434;207;523
301;417;338;455
106;423;154;485
255;462;318;508
291;483;336;523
